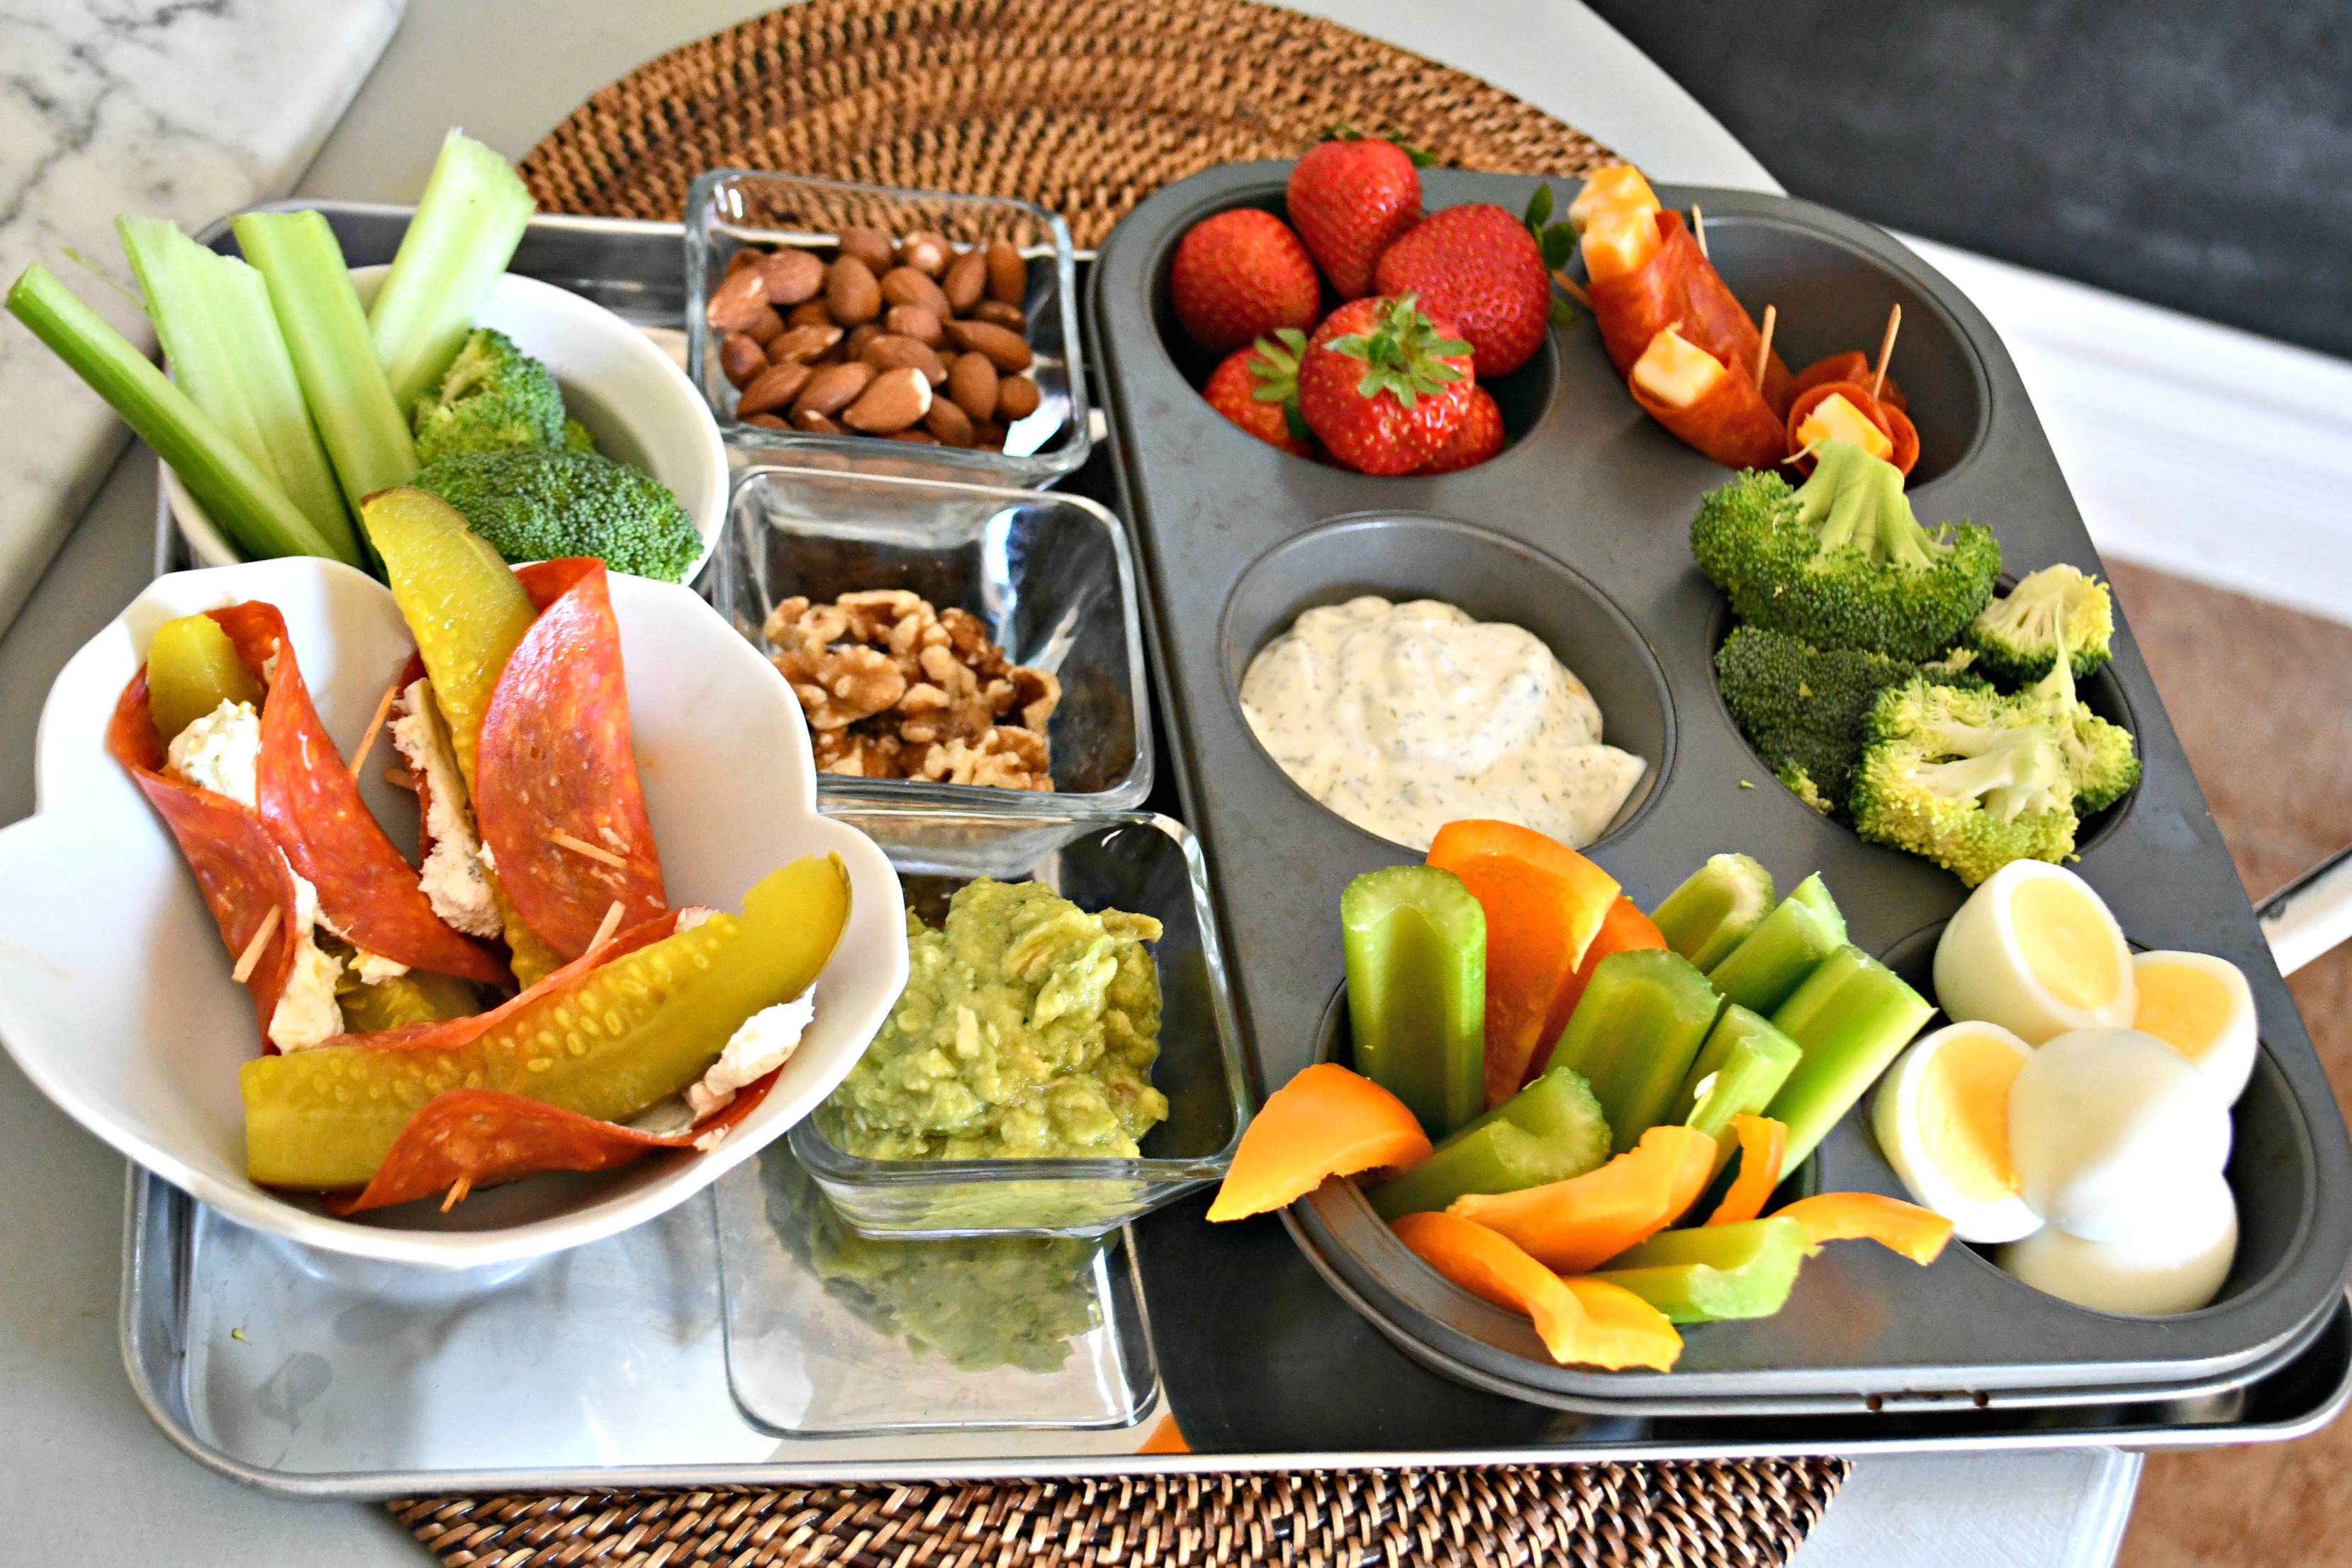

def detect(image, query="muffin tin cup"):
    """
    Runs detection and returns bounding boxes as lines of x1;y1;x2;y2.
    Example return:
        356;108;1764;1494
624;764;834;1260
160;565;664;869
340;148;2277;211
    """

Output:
1087;162;2352;1409
685;171;1090;488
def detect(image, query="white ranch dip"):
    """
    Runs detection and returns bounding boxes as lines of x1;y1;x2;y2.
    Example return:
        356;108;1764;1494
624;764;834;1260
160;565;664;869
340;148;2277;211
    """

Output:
1239;596;1647;851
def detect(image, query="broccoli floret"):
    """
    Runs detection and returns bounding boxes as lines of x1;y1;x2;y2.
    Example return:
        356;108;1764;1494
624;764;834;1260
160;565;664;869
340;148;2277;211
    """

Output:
1966;563;2115;684
2016;634;2140;812
1779;764;1833;814
1716;625;1921;812
561;416;598;453
1850;676;2078;886
1691;439;2002;661
415;448;702;582
411;328;567;464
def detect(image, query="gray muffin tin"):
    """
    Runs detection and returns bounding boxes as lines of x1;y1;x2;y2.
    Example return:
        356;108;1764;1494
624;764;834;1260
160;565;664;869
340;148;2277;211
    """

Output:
1088;163;2352;1411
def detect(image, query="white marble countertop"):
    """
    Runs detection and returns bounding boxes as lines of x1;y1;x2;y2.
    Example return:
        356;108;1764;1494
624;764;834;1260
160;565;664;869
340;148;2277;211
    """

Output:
0;4;2133;1564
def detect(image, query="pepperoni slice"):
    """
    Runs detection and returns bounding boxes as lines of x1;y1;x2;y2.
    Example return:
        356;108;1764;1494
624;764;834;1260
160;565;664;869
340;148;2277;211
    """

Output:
107;671;298;1047
1625;349;1790;471
1785;381;1920;476
202;603;508;985
1791;350;1906;413
1589;211;1793;415
473;560;666;961
325;1067;780;1215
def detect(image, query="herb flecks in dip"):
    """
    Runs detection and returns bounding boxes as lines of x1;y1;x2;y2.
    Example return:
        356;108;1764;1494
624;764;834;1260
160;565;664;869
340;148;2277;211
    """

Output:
819;878;1167;1159
1238;596;1647;852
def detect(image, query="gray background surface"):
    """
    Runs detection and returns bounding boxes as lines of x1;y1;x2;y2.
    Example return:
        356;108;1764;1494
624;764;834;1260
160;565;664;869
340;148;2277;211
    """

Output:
1586;0;2352;358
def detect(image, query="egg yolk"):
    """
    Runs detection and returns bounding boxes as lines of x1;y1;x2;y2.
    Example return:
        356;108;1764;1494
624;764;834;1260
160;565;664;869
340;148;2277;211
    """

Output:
1794;393;1893;461
2012;876;2120;1011
1918;1031;2025;1202
2135;961;2230;1062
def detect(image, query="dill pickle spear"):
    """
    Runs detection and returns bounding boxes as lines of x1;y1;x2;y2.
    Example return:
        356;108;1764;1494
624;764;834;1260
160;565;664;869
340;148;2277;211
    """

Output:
335;968;481;1034
357;486;535;790
147;612;264;741
242;854;851;1189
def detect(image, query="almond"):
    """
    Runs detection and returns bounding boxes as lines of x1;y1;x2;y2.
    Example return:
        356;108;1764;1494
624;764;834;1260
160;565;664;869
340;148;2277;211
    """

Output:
861;333;949;385
880;266;952;319
973;417;1007;449
790;360;876;420
947;352;999;421
843;366;934;433
737;359;814;417
744;411;790;430
943;318;1033;372
767;323;843;364
971;298;1026;332
898;230;951;276
995;374;1041;420
838;227;895;272
724;248;763;276
889;429;943;444
943;250;987;315
826;255;883;325
792;408;845;435
844;323;884;360
759;247;827;305
705;267;770;332
985;241;1026;306
786;299;834;330
719;332;768;387
741;306;785;345
885;303;944;347
924;397;975;447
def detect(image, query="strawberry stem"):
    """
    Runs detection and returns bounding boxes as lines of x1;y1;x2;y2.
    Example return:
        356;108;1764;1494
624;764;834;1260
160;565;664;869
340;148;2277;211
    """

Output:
1326;294;1469;409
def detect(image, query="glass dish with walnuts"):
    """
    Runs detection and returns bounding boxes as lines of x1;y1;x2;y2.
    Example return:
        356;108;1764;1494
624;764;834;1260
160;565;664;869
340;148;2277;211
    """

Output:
765;590;1062;792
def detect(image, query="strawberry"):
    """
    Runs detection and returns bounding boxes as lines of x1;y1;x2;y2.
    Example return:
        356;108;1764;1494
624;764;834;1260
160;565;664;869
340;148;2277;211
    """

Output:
1286;133;1423;299
1374;203;1552;376
1202;332;1313;457
1296;294;1476;475
1169;209;1321;356
1414;386;1504;474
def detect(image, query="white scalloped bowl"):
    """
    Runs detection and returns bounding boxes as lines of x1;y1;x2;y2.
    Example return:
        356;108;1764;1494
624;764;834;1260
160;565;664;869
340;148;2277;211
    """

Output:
0;558;906;1267
165;267;729;584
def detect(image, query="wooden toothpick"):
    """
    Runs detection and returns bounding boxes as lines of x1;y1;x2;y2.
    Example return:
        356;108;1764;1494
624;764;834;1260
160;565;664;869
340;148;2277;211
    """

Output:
439;1176;472;1213
1754;304;1778;391
347;679;403;782
549;829;629;869
589;900;627;953
1551;269;1591;308
1691;206;1708;260
1871;304;1903;401
231;906;282;983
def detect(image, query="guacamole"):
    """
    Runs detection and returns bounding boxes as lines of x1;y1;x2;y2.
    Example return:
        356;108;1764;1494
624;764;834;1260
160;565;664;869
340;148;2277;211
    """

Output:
819;877;1169;1159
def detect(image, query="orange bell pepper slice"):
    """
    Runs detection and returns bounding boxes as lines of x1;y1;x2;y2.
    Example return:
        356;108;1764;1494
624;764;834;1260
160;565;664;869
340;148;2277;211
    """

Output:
1705;1115;1787;1226
1447;1124;1717;1274
1205;1063;1433;1222
1528;894;1668;1085
1391;1211;1682;1370
1773;1192;1954;1265
1426;820;1622;1109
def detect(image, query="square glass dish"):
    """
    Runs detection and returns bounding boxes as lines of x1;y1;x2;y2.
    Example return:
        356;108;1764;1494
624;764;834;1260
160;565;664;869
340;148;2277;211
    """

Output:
716;1143;1157;1437
791;809;1250;1238
685;169;1090;487
716;464;1153;811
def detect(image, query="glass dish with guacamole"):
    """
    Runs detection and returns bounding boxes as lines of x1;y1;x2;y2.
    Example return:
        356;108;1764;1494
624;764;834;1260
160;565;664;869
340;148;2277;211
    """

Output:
791;810;1251;1238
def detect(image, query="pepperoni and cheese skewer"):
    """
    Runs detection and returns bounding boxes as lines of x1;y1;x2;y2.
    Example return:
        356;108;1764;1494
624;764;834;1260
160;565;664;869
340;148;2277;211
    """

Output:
1625;326;1789;472
1786;380;1921;476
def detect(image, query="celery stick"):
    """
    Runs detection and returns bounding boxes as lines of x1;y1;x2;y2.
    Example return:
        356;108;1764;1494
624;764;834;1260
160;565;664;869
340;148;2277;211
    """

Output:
232;210;417;511
1652;853;1775;972
1676;1004;1803;1137
370;130;536;411
1548;948;1720;1153
1370;1065;1612;1219
6;264;341;561
1343;865;1486;1138
1706;875;1844;1015
118;218;359;564
1589;1217;1813;1322
1766;945;1935;1167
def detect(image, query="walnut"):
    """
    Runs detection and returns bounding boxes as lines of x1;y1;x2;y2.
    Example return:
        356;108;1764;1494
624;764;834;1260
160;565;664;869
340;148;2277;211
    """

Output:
813;729;905;778
938;607;1007;677
917;726;1054;791
780;644;904;729
1009;665;1061;731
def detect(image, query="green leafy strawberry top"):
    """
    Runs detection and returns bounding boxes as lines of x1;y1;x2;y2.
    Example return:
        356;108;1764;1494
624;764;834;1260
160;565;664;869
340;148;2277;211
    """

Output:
1325;295;1472;408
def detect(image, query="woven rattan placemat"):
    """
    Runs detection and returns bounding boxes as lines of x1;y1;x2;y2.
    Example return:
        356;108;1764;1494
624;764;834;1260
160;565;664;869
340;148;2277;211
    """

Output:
396;1461;1850;1565
399;7;1846;1564
517;0;1618;247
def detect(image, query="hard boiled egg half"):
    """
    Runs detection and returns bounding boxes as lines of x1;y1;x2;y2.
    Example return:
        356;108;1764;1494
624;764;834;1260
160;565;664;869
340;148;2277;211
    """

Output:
2007;1026;2234;1241
1998;1170;2238;1316
1934;861;2134;1044
1872;1021;2041;1243
2132;950;2258;1102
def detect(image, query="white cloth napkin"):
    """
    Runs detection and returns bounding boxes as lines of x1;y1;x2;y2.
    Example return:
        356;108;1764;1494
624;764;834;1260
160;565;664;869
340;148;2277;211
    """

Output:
0;0;408;636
